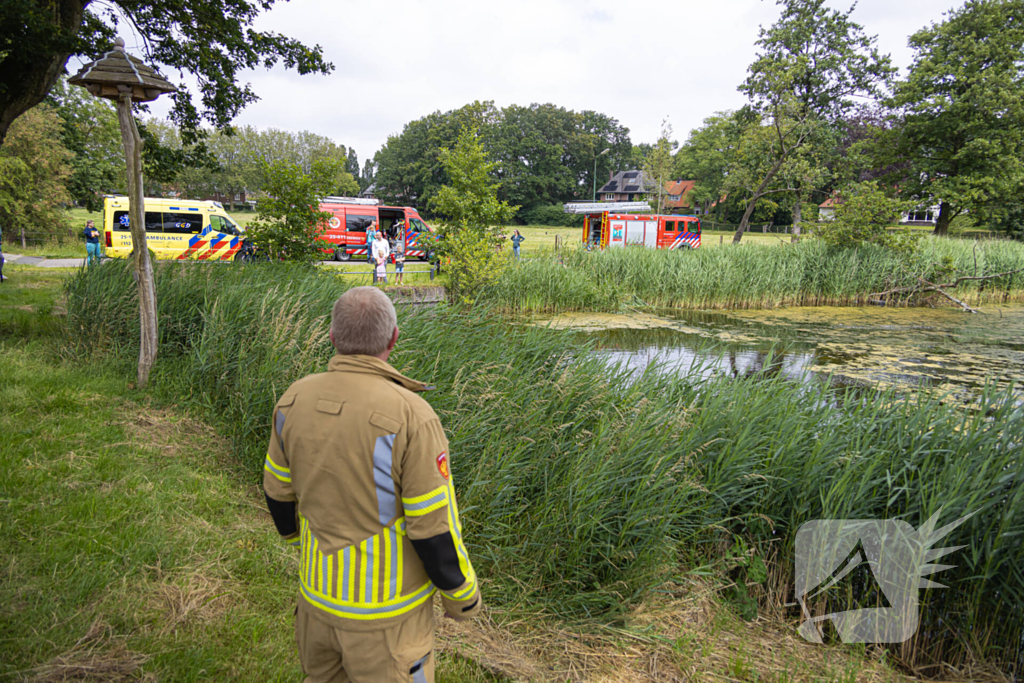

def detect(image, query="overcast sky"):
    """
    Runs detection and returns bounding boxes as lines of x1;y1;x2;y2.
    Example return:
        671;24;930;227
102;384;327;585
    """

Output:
132;0;965;167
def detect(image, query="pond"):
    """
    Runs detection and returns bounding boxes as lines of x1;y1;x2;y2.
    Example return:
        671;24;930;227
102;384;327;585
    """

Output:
534;305;1024;400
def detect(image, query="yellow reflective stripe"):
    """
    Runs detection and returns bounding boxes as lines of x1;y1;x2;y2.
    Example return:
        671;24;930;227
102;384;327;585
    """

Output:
347;545;355;601
301;581;435;621
383;527;392;601
446;478;472;581
264;454;291;482
286;536;301;547
358;538;368;604
396;525;404;597
443;576;478;603
314;537;322;592
370;535;380;603
402;486;448;517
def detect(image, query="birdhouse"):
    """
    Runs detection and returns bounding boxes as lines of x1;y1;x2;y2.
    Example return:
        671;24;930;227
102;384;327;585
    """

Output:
67;37;176;102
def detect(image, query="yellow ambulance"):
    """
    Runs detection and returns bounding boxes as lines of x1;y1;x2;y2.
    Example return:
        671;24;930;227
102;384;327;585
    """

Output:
102;196;247;261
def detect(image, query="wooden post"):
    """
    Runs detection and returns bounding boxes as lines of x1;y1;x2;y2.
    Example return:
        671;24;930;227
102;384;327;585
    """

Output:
116;92;158;389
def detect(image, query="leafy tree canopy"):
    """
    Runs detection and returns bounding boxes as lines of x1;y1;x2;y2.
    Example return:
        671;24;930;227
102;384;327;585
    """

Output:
0;104;73;240
814;181;915;252
0;0;333;146
46;77;124;211
141;119;358;206
247;157;342;262
373;101;631;217
428;127;518;304
730;0;893;242
883;0;1024;236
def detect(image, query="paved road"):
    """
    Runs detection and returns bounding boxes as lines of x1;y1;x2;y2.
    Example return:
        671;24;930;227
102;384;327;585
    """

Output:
2;253;85;267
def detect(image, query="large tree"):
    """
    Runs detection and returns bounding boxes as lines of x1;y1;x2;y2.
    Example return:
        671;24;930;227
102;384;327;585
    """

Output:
642;120;676;214
46;77;124;211
0;104;73;246
0;0;332;146
732;0;893;243
884;0;1024;236
373;101;632;215
373;101;499;210
675;111;748;219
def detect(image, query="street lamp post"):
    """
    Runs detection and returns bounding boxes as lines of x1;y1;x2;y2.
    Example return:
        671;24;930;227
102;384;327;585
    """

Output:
592;148;611;201
68;38;176;389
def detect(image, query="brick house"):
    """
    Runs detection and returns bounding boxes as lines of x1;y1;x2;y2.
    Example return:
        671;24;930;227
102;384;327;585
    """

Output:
598;171;699;212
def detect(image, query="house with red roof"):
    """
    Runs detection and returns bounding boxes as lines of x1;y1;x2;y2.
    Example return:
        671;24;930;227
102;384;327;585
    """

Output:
598;171;700;213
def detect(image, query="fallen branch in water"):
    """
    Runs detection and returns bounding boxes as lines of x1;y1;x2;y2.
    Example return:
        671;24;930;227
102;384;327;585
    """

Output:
869;267;1024;312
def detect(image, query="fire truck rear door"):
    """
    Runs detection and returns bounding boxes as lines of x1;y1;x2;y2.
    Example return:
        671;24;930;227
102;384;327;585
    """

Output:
644;221;658;248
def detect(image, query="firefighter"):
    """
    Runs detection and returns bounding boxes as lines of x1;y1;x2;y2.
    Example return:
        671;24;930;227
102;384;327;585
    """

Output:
263;286;481;683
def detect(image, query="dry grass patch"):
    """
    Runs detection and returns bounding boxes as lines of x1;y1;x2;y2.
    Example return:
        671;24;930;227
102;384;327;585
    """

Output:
151;572;233;635
121;408;225;459
29;620;150;683
433;582;928;683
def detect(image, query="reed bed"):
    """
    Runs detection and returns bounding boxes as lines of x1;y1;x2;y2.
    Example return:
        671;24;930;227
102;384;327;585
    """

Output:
64;261;1024;673
487;237;1024;312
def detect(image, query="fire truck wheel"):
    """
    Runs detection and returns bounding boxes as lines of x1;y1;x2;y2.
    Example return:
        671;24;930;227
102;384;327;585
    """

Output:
335;248;351;262
425;249;436;262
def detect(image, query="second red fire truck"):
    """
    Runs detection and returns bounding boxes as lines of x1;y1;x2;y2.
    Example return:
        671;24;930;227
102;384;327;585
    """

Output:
565;202;702;251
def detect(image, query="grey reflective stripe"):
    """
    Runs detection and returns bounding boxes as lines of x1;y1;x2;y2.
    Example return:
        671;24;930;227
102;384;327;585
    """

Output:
341;546;351;601
388;525;399;600
373;434;397;525
410;653;429;683
275;410;286;453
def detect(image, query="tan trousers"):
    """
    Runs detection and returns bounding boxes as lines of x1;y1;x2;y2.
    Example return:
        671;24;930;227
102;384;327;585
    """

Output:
295;599;435;683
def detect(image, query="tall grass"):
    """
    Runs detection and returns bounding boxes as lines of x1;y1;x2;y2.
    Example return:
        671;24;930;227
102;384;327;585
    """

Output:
65;261;1024;671
488;237;1024;312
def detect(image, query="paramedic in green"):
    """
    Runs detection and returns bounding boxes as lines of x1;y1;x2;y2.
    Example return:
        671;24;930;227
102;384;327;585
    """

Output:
83;220;101;266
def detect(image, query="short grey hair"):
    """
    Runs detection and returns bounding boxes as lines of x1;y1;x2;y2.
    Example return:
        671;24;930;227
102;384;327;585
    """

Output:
331;286;397;355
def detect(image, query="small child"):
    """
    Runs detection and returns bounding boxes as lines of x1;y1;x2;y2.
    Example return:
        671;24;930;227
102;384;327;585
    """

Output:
394;242;406;285
375;256;388;285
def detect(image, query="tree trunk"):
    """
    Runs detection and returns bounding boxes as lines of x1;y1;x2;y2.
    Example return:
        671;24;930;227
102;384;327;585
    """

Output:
0;0;89;145
791;188;802;243
933;201;952;237
117;93;158;389
732;155;788;244
21;226;26;249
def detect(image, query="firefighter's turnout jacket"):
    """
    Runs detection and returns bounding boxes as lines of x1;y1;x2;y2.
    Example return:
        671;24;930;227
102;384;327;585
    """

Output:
263;354;482;631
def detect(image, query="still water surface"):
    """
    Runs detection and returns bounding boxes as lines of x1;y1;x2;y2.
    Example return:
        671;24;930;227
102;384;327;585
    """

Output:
536;305;1024;398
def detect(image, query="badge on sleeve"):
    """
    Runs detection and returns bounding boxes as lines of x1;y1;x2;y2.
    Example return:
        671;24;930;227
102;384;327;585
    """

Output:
436;452;449;480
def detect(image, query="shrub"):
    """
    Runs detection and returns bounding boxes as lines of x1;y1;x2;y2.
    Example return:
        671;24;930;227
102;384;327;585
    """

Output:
521;204;583;227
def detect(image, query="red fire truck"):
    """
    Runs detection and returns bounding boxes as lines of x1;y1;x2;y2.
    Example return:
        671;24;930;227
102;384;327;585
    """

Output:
565;202;702;251
317;197;437;261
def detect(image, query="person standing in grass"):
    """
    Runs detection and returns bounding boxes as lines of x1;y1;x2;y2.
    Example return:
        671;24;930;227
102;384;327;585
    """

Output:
263;286;482;683
510;229;524;259
394;240;406;285
365;223;377;281
83;220;101;267
0;223;5;283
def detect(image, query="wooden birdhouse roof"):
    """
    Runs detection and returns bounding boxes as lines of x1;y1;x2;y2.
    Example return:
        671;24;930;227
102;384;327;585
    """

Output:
68;38;176;103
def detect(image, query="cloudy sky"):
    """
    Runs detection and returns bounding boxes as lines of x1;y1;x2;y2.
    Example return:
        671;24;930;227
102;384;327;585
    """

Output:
134;0;964;166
